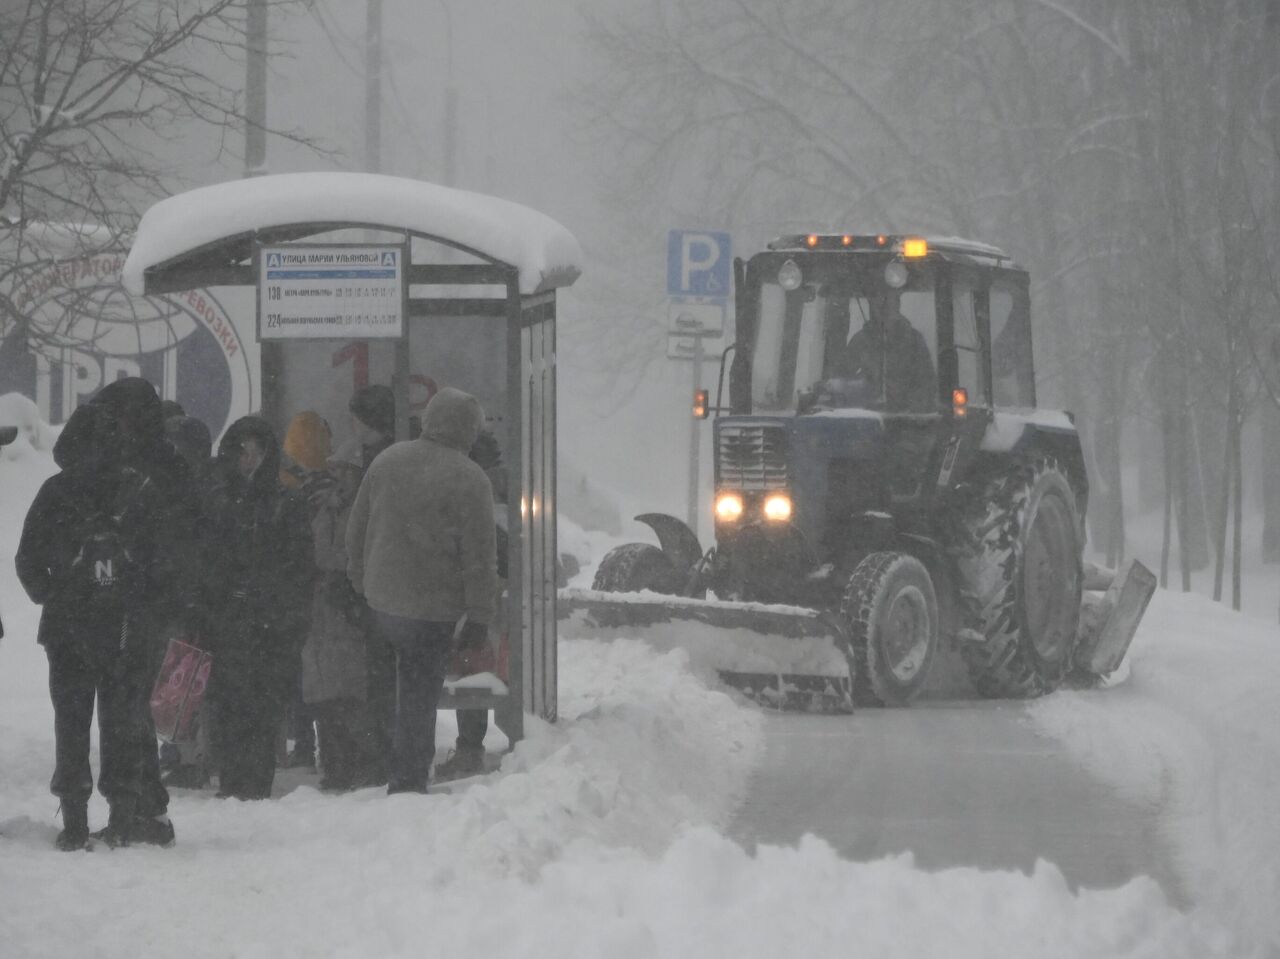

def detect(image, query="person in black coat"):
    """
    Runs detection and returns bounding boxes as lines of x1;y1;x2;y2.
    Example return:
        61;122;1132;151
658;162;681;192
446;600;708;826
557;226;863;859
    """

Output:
348;385;396;786
205;416;313;800
157;414;218;789
16;378;201;849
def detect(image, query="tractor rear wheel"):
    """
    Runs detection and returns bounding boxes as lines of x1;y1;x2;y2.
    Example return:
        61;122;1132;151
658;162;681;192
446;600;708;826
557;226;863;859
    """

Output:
953;458;1082;698
840;552;939;707
592;543;681;594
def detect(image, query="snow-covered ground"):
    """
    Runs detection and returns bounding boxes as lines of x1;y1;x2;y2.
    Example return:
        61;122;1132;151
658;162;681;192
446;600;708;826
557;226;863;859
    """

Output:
0;394;1275;957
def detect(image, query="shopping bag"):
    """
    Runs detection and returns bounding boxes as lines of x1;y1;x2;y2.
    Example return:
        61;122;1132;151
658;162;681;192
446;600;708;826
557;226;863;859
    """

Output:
449;638;496;678
150;637;213;744
448;631;511;683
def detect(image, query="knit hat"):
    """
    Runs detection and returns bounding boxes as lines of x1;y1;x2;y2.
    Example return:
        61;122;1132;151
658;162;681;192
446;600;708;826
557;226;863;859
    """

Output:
281;410;331;488
349;385;395;438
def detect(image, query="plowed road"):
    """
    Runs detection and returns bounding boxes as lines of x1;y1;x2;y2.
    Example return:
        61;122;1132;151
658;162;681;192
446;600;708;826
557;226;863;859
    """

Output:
729;701;1188;908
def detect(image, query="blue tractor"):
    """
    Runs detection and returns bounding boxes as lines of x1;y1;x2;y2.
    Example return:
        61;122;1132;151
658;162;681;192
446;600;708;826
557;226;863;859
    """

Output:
573;235;1154;708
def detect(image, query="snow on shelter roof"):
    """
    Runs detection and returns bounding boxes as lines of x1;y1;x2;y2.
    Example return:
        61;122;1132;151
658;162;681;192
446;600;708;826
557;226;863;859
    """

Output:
122;172;583;296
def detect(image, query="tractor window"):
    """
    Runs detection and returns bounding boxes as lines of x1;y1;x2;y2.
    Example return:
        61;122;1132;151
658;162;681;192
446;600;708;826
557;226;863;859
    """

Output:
952;281;987;405
753;284;827;411
751;274;939;413
991;281;1034;407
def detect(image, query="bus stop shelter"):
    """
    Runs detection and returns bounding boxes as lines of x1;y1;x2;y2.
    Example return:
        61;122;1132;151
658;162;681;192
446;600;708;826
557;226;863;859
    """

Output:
122;171;583;742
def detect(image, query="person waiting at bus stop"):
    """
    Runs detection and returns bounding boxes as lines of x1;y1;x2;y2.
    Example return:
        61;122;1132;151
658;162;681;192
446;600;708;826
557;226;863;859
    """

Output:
205;416;313;800
346;387;497;795
348;384;397;785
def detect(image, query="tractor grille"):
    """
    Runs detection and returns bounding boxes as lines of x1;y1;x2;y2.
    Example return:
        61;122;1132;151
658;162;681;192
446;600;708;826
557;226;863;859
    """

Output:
717;424;788;490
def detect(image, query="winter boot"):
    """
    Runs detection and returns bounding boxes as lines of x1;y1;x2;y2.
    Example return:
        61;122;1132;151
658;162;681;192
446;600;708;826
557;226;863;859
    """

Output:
91;797;137;848
130;814;176;848
432;747;486;783
55;801;90;852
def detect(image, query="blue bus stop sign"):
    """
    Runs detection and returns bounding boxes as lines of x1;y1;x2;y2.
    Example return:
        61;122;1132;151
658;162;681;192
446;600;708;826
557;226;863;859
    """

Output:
667;230;731;299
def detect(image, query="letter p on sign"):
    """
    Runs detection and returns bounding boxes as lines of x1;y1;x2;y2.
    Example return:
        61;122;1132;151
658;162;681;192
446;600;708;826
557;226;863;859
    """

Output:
667;230;731;298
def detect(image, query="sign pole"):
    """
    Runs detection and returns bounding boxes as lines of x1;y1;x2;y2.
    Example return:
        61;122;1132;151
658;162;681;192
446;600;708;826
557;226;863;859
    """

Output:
666;228;731;541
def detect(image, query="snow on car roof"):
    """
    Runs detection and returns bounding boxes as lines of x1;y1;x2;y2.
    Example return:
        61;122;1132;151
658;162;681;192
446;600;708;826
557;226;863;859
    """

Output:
122;172;583;296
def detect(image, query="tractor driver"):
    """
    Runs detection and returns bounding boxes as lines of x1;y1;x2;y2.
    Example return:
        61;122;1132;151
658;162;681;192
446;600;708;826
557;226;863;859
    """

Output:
832;288;936;412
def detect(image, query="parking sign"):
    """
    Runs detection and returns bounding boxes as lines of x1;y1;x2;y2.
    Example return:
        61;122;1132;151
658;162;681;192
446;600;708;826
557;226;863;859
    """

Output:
667;230;731;299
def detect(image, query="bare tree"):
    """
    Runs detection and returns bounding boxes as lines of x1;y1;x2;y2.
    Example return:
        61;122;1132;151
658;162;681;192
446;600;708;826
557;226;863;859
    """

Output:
0;0;317;362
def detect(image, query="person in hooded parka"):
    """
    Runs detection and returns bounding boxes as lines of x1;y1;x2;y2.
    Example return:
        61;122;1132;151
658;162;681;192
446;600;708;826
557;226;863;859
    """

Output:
346;387;497;795
17;377;202;850
205;416;314;800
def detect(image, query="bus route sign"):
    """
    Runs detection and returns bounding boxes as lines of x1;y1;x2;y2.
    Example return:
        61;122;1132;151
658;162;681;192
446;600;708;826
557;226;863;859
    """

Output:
257;243;406;341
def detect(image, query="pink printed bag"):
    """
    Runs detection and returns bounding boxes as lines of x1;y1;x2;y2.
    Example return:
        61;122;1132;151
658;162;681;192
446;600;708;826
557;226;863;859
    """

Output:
149;637;213;744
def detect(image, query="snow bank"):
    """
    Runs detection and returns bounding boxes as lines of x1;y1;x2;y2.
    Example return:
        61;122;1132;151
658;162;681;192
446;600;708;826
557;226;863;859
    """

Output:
1030;589;1280;953
0;391;57;455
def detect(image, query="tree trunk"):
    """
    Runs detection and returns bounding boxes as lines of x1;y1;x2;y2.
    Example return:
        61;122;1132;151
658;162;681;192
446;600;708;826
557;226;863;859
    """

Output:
1263;403;1280;564
1160;406;1173;589
1232;408;1243;612
1212;383;1238;602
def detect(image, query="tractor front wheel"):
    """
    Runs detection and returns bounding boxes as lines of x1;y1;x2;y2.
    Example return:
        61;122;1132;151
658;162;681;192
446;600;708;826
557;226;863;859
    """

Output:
841;552;939;707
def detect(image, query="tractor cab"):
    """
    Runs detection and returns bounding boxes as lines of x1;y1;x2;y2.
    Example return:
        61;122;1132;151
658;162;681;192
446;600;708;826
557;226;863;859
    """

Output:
730;234;1034;419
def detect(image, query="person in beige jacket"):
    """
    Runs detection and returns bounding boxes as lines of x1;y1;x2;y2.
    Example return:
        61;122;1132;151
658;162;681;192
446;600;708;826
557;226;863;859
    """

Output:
346;387;497;794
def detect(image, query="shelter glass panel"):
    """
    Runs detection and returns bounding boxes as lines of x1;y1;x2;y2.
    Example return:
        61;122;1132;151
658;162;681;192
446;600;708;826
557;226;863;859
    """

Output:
519;310;557;722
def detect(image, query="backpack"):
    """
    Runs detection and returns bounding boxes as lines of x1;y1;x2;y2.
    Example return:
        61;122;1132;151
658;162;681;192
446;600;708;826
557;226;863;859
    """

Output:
67;469;154;609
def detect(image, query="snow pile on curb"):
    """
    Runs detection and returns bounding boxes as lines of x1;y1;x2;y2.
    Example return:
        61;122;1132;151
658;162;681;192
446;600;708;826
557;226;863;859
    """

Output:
0;633;765;956
1030;588;1280;954
0;392;58;456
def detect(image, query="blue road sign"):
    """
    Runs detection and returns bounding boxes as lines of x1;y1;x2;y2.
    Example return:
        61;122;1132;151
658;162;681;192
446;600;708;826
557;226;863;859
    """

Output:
667;230;731;299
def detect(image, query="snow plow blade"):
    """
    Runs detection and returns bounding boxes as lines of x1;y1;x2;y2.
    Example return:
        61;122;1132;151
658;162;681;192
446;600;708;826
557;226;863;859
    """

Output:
1075;559;1158;677
558;589;854;711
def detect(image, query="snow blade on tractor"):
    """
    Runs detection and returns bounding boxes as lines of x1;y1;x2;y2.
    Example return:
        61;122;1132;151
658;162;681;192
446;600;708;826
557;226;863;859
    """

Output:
558;589;854;712
1075;558;1158;679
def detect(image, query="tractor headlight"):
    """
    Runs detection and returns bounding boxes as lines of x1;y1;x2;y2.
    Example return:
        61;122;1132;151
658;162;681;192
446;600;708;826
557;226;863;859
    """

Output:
715;492;745;522
762;494;793;522
883;258;909;289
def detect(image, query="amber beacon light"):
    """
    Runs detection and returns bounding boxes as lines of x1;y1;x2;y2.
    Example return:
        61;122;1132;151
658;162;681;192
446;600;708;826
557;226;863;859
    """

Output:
902;237;929;258
952;387;968;418
693;389;709;419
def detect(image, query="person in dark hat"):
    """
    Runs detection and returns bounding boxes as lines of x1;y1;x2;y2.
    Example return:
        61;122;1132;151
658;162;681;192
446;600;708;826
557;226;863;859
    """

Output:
349;385;395;470
347;385;396;784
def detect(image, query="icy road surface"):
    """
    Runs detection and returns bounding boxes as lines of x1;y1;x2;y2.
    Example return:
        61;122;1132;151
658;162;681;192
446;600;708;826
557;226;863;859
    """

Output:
730;701;1189;907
